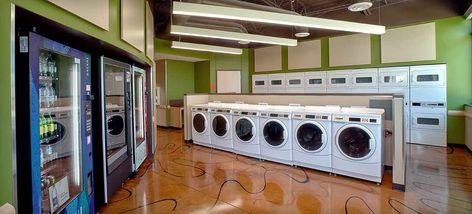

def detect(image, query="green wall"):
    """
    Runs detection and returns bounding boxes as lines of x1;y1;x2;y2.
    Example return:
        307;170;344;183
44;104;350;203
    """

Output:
249;16;472;144
0;0;152;204
166;60;195;102
155;39;250;93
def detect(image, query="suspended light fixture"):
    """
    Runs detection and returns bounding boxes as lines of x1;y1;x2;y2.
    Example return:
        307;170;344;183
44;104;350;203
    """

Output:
171;25;297;46
173;2;385;35
171;41;243;55
348;0;373;12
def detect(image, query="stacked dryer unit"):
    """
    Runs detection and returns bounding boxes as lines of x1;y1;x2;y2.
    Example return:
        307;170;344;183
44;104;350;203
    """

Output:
350;68;379;93
331;107;385;183
252;74;269;94
268;74;286;93
326;70;351;93
285;73;305;93
409;64;447;147
291;105;340;172
209;103;234;152
304;72;327;93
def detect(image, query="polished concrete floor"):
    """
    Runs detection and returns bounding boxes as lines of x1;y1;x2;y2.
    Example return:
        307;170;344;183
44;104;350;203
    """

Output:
100;128;472;213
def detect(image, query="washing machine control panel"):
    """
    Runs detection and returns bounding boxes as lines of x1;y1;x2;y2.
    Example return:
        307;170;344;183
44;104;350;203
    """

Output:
292;113;330;120
233;111;258;116
192;107;209;111
333;116;381;124
260;112;290;119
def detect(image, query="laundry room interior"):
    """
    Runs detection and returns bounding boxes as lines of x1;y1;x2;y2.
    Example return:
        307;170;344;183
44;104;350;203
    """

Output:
1;0;472;213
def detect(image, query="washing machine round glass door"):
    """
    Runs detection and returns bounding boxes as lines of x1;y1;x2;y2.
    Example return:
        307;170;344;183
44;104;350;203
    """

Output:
235;117;255;142
193;113;207;133
263;120;287;147
296;122;326;152
108;115;124;136
337;125;375;160
212;114;229;137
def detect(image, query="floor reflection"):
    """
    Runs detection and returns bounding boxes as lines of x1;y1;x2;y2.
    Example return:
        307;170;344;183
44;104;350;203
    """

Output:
100;128;472;213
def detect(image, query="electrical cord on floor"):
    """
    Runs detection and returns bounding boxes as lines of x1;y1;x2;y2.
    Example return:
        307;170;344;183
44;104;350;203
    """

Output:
344;195;375;214
212;166;269;208
388;198;422;214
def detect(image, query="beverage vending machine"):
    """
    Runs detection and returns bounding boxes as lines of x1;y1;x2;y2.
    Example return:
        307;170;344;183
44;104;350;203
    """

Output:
16;32;94;213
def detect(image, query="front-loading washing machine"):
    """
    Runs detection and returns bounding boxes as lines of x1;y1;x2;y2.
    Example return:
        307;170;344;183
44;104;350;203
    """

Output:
291;105;340;172
331;107;385;183
232;104;263;159
191;103;212;147
259;105;302;165
106;105;126;149
209;104;234;152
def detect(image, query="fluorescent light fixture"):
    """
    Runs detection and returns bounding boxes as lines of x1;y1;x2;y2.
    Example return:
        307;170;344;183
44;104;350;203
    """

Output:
173;2;386;35
171;41;243;55
171;25;297;46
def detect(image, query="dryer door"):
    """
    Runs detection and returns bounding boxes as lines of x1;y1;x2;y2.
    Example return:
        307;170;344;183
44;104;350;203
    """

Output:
193;113;207;133
263;119;287;147
296;121;326;152
336;125;375;160
212;114;229;137
235;117;256;142
108;115;125;136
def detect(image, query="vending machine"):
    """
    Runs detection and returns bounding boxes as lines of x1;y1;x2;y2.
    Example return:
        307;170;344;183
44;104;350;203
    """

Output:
15;32;94;213
132;66;147;171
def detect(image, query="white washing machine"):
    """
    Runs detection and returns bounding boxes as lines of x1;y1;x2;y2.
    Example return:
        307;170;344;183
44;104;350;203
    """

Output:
331;107;385;183
350;68;379;94
106;105;126;149
252;74;269;94
304;71;327;93
259;105;302;165
268;74;286;93
209;104;234;152
232;104;262;159
40;107;73;161
291;105;340;172
191;104;211;147
326;70;351;93
285;72;305;93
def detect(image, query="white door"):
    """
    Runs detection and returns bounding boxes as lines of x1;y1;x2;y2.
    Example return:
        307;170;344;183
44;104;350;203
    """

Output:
304;71;327;93
252;74;268;93
217;70;241;93
410;64;446;88
285;72;304;93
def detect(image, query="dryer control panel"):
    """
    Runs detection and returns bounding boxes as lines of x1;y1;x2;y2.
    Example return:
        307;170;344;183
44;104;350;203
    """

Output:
233;111;258;116
292;113;330;120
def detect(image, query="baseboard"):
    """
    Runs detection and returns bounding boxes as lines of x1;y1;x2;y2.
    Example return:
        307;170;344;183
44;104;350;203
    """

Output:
384;165;393;171
448;143;472;155
392;183;405;192
184;140;193;144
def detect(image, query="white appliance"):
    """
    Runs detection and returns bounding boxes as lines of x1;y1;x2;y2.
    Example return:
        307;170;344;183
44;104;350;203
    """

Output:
252;74;269;94
332;107;385;183
350;68;379;93
326;70;351;93
268;73;286;93
409;64;447;146
379;66;410;142
410;64;446;102
291;106;340;172
232;105;262;159
40;107;73;160
410;102;447;147
106;105;126;149
209;104;234;152
304;71;327;93
466;105;472;151
285;72;305;93
191;104;211;147
259;106;298;165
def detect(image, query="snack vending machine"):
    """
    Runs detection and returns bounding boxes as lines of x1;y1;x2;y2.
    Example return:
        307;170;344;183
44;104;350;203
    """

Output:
16;32;94;213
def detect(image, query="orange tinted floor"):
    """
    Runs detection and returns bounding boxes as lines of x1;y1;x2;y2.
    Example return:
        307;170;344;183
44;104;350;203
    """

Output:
100;128;472;213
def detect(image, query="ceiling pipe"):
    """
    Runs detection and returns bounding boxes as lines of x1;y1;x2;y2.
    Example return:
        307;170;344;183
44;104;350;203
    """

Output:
186;0;310;37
